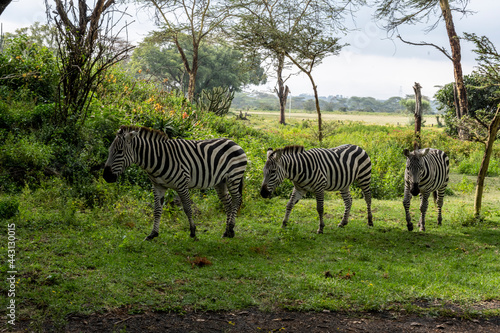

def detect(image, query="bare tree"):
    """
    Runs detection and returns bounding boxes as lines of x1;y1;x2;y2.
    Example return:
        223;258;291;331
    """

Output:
47;0;134;129
374;0;471;139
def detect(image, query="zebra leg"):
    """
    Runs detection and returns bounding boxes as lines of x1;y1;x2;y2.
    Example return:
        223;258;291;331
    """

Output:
338;188;353;228
315;190;325;234
403;187;413;231
215;181;232;215
145;185;167;241
282;187;304;228
418;192;430;232
435;187;446;226
223;179;243;238
360;184;373;227
177;187;196;238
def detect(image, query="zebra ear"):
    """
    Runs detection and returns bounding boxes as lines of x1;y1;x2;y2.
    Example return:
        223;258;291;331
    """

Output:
403;149;410;157
125;131;138;143
266;148;274;159
273;149;283;160
420;148;430;157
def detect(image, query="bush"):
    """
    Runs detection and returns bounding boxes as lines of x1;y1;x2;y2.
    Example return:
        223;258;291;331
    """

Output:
0;197;19;220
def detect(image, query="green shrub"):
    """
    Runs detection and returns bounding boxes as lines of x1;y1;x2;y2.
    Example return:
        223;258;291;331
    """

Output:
0;197;19;219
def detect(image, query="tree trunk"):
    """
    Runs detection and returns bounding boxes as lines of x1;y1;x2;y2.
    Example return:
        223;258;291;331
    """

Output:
413;82;422;150
439;0;469;139
474;107;500;217
306;72;322;143
275;53;287;125
0;0;13;16
187;43;199;102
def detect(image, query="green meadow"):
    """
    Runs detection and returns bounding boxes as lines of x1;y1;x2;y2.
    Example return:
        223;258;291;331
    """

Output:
1;112;499;330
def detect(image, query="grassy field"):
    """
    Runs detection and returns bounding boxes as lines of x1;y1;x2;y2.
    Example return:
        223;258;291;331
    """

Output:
1;113;500;330
246;110;441;127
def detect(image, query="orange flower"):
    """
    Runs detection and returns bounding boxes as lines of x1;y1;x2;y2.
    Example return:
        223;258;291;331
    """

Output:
182;112;188;119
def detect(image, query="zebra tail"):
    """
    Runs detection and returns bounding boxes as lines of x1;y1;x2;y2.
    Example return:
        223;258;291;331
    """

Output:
433;191;438;205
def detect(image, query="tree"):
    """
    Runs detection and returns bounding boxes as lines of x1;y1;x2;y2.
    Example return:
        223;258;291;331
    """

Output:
0;0;13;16
436;33;500;217
232;0;294;125
47;0;134;129
234;0;361;138
136;0;233;102
374;0;471;139
129;35;266;95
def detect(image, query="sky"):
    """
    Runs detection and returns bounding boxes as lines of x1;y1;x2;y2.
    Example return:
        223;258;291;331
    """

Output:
1;0;499;100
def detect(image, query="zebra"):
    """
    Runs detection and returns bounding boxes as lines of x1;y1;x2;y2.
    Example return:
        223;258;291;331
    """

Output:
403;148;449;232
103;125;247;240
260;144;373;233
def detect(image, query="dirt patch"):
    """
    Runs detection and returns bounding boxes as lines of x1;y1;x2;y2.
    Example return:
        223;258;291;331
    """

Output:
11;309;500;332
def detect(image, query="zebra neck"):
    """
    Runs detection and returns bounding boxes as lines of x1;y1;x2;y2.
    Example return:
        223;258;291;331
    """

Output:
135;133;171;172
281;154;300;180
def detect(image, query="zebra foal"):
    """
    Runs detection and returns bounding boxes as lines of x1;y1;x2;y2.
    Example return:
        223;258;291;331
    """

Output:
260;144;373;233
403;148;449;231
103;125;247;240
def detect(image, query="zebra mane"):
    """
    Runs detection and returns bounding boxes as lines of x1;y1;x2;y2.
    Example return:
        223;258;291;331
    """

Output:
119;125;170;140
279;145;305;155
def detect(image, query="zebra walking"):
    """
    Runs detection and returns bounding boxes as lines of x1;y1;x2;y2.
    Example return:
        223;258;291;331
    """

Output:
103;125;247;240
403;148;449;232
260;144;373;233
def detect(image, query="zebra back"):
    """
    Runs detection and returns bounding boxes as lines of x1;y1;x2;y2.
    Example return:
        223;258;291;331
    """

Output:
281;144;371;192
123;125;247;190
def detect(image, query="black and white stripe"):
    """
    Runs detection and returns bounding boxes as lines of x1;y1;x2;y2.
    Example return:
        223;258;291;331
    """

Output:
103;125;247;240
403;148;449;231
260;144;373;233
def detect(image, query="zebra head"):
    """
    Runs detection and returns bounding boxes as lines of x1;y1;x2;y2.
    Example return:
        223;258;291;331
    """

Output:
103;127;139;183
260;148;286;198
404;148;430;196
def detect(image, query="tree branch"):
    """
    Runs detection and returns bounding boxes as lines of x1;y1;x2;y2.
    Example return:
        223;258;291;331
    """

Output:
397;34;453;61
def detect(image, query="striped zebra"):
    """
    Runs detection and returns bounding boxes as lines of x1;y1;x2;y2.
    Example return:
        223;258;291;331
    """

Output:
103;125;247;240
403;148;449;232
260;144;373;233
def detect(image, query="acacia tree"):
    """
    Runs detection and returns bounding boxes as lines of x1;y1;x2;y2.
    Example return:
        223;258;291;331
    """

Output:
374;0;471;139
461;33;500;217
234;0;361;136
136;0;233;102
232;0;294;125
47;0;134;129
0;0;12;16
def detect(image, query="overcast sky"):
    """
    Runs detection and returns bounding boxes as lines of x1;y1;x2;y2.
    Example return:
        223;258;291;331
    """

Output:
2;0;499;100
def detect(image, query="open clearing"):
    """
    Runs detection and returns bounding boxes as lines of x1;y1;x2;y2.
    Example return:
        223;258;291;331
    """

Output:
247;110;440;126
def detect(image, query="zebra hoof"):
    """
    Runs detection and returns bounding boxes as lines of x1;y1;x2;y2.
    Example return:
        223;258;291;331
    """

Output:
144;231;159;241
316;229;324;234
223;229;235;238
337;223;345;228
407;224;414;232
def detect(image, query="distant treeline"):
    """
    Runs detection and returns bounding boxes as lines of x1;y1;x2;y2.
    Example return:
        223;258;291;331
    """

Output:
232;91;438;113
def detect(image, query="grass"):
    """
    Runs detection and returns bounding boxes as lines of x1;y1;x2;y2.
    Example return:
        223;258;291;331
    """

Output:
1;174;499;329
1;114;500;330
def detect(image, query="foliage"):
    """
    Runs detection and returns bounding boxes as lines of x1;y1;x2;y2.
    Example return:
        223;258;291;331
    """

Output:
435;73;500;137
0;34;58;103
129;36;266;97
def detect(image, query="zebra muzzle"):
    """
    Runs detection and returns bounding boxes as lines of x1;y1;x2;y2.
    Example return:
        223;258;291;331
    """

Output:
103;165;118;183
410;183;420;196
260;184;272;198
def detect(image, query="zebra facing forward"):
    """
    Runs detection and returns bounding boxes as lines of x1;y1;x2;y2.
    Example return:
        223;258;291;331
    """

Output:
403;148;449;232
260;144;373;233
103;125;247;240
